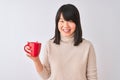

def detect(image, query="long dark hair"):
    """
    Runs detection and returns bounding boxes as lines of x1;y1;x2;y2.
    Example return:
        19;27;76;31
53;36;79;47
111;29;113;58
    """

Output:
53;4;83;46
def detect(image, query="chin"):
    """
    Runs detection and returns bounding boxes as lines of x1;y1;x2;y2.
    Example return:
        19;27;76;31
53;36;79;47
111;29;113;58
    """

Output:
63;34;72;37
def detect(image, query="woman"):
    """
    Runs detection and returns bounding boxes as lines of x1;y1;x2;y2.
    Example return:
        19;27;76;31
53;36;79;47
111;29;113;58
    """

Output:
26;4;97;80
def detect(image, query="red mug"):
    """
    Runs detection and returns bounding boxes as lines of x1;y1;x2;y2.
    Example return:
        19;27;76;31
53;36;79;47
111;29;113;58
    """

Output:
24;41;41;57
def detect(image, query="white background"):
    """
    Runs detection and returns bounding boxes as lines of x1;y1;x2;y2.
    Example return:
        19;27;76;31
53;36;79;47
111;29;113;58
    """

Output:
0;0;120;80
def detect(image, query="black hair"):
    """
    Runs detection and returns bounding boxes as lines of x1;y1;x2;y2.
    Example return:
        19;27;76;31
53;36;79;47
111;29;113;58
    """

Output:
53;4;83;46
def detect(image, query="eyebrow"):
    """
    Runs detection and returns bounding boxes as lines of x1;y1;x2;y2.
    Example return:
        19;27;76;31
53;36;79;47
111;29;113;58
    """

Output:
59;18;63;19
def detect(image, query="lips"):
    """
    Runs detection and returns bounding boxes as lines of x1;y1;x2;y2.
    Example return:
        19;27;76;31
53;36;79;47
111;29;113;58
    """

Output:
62;29;71;33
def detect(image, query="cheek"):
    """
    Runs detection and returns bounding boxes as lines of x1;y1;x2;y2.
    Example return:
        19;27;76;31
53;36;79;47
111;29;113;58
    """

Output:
58;24;61;32
58;22;62;27
71;25;76;32
58;22;63;29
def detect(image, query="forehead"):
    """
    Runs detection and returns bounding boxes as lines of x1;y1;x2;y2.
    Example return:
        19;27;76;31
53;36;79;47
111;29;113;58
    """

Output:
59;14;64;19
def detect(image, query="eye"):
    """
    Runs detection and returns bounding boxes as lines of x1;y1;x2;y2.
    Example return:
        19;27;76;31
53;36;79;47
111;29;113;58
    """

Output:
59;20;64;23
68;20;73;22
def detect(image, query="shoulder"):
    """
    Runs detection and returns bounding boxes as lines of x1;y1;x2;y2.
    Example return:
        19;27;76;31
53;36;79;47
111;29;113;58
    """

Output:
81;38;94;48
44;38;55;47
46;38;54;45
80;39;96;55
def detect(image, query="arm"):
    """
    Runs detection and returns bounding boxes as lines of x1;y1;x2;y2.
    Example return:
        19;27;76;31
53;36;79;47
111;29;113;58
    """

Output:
32;57;43;74
38;49;51;79
26;55;43;73
86;43;97;80
26;42;51;79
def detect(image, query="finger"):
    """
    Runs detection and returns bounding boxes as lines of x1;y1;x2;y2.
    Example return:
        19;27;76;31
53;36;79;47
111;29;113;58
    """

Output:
26;53;32;57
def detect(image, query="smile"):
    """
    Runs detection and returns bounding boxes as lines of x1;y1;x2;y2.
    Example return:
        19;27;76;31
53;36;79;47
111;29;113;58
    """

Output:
63;29;71;33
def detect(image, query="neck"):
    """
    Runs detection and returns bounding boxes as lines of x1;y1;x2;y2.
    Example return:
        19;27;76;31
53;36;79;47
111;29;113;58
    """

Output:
60;34;74;42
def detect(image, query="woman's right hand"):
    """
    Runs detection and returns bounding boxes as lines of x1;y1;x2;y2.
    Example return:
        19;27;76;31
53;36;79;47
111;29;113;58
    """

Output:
26;53;40;62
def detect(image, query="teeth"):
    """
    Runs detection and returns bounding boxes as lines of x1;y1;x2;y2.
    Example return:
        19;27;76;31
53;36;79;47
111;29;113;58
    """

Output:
63;29;70;33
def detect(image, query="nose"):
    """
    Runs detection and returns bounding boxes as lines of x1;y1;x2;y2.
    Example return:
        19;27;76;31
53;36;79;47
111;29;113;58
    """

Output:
64;21;69;28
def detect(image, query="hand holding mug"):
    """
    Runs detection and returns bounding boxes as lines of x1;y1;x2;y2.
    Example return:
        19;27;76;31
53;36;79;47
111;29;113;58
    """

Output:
24;41;41;57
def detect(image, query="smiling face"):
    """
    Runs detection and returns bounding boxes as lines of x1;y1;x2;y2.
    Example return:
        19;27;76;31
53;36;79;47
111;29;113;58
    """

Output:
58;14;76;37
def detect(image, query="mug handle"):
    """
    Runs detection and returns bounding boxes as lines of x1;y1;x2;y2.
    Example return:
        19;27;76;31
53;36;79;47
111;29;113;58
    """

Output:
24;44;32;54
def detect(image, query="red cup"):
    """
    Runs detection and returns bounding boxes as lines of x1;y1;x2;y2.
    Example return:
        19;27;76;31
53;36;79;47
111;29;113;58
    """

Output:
24;41;41;57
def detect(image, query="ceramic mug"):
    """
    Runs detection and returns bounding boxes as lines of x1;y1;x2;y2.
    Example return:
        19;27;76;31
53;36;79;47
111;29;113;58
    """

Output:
24;41;41;57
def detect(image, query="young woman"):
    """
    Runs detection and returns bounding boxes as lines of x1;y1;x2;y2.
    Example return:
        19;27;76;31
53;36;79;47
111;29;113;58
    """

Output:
26;4;97;80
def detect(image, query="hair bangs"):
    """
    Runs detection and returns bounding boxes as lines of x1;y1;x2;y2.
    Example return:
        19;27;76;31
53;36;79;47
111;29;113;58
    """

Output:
61;7;76;22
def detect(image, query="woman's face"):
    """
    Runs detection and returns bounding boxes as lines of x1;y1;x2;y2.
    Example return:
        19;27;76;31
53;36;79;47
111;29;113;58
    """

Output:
58;14;76;37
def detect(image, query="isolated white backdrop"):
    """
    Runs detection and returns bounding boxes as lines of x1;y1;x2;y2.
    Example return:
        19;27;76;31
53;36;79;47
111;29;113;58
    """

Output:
0;0;120;80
